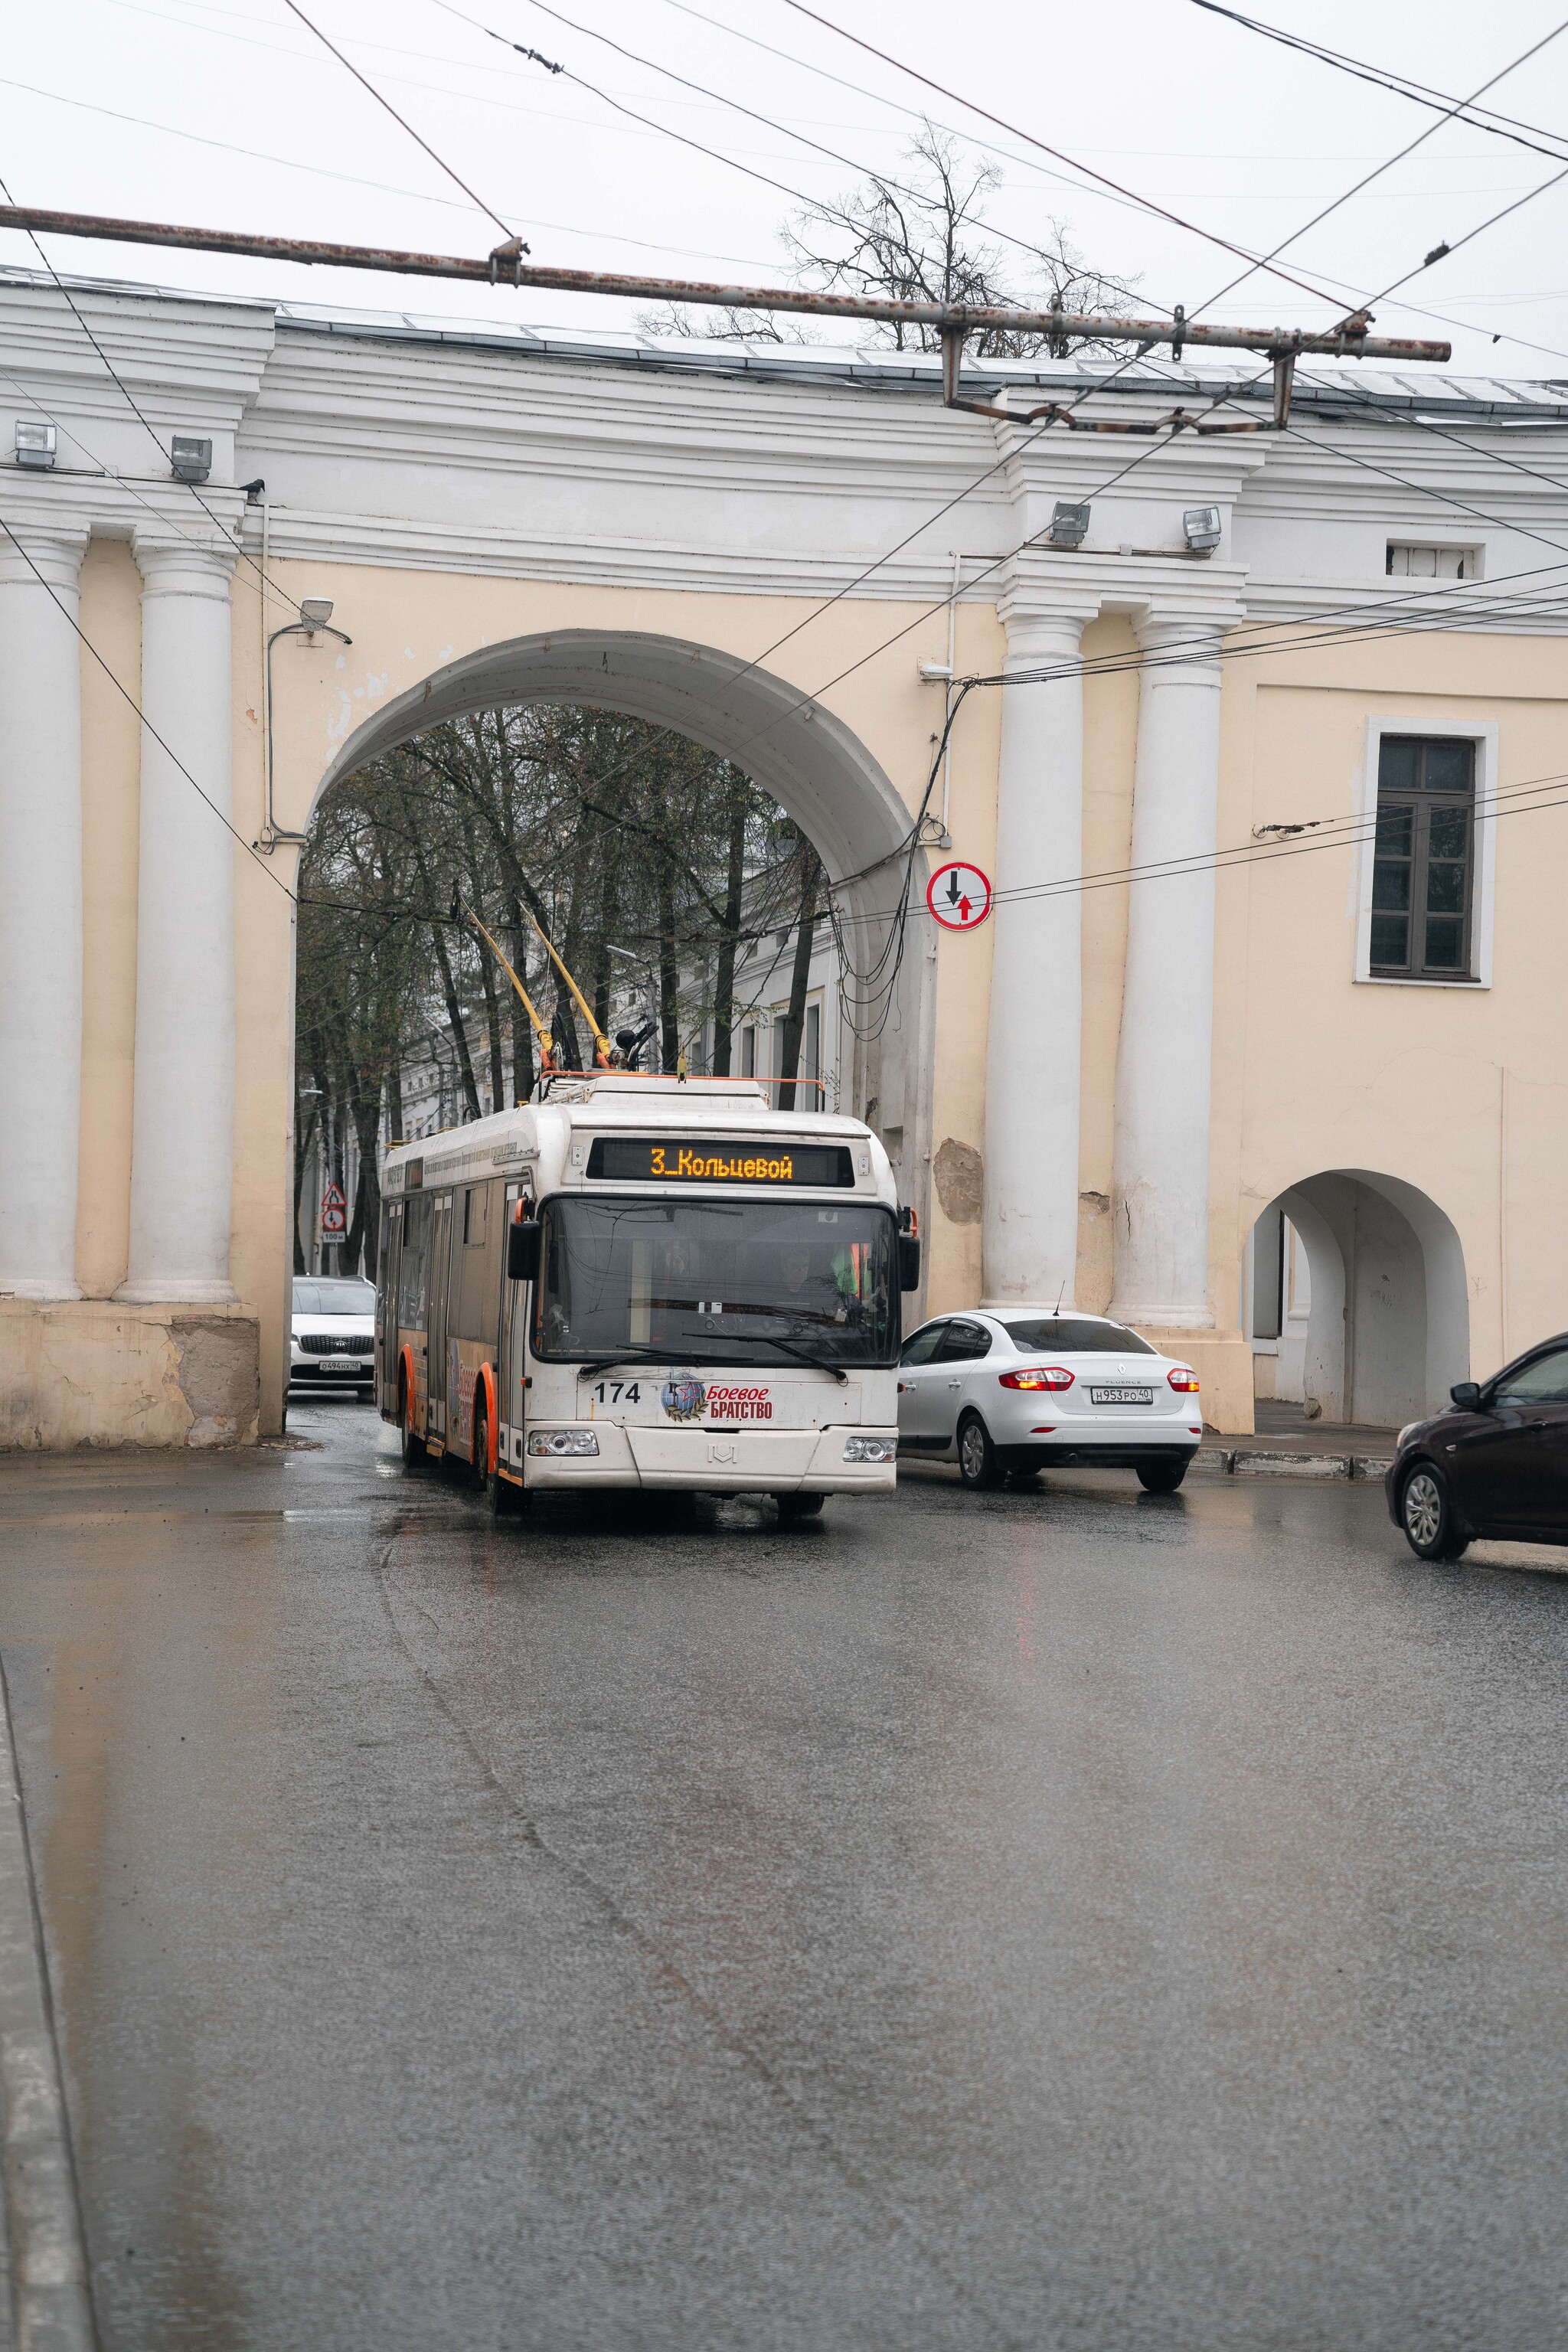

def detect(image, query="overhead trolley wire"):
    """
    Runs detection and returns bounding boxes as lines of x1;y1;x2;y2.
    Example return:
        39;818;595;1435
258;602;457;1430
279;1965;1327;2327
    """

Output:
439;0;1145;286
824;758;1568;933
274;0;519;243
1189;2;1568;169
773;0;1354;311
1185;14;1568;313
766;0;1568;374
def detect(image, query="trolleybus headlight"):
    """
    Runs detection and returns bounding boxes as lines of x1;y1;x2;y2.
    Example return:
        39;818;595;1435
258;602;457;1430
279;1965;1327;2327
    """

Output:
843;1435;896;1462
527;1429;600;1455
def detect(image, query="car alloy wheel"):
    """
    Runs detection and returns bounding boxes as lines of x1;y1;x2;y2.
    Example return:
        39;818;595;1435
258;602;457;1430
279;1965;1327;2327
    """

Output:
1401;1464;1468;1561
957;1413;1004;1491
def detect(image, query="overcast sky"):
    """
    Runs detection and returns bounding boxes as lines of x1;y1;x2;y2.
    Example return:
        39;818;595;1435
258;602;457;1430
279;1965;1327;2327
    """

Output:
5;0;1568;381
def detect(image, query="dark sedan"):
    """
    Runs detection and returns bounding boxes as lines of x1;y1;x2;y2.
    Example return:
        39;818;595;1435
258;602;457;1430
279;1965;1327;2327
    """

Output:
1387;1334;1568;1557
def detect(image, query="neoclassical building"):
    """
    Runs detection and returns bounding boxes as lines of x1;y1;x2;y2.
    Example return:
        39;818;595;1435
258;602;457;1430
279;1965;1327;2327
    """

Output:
2;263;1564;1444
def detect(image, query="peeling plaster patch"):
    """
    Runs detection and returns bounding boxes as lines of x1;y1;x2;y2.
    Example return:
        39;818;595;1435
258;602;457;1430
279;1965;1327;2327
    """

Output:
326;692;358;745
172;1318;260;1447
364;674;390;701
403;647;413;660
933;1137;983;1226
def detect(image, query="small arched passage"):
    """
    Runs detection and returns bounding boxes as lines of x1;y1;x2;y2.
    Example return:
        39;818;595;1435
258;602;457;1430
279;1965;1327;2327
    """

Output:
1247;1170;1469;1428
307;626;933;1204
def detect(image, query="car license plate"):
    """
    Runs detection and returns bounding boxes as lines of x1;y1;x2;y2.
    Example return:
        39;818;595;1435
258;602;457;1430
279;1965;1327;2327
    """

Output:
1090;1385;1153;1405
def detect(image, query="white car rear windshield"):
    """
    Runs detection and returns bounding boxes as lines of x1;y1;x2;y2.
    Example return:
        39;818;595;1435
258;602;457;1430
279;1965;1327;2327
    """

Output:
999;1317;1156;1356
292;1279;374;1316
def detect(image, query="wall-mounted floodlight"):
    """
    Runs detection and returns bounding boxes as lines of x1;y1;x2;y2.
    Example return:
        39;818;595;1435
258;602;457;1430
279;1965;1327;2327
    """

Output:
1183;505;1223;552
299;596;334;630
171;434;212;484
1047;501;1090;549
15;420;56;471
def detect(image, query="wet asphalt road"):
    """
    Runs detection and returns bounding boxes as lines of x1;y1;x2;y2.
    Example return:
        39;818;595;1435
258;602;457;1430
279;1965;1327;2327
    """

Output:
1;1404;1566;2351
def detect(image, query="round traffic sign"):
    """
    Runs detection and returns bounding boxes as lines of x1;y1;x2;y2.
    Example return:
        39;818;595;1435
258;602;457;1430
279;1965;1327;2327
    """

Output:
926;860;993;930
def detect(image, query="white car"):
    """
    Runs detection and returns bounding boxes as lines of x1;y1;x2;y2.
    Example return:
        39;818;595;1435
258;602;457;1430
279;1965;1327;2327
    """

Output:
897;1309;1204;1491
289;1276;377;1400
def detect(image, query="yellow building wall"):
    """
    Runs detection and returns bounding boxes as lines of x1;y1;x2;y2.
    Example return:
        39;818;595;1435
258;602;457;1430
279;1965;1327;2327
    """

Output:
1217;631;1568;1383
55;539;1568;1445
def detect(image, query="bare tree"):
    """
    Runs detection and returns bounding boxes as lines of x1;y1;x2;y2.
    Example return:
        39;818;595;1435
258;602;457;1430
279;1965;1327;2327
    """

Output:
776;845;822;1112
640;126;1132;353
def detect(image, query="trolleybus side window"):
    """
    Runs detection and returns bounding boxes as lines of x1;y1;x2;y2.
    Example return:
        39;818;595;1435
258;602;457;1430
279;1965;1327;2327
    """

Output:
456;1181;503;1344
397;1196;430;1328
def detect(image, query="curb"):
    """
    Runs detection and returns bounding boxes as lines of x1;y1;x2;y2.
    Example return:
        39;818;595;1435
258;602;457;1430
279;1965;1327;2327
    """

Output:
1198;1447;1393;1481
0;1657;98;2352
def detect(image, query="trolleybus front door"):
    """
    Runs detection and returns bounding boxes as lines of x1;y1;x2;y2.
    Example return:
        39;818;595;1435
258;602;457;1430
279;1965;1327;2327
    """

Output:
377;1200;401;1413
426;1193;454;1444
498;1183;525;1471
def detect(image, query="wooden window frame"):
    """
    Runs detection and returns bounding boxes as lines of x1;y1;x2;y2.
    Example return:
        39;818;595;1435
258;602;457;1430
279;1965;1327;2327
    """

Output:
1355;720;1496;989
1370;736;1477;981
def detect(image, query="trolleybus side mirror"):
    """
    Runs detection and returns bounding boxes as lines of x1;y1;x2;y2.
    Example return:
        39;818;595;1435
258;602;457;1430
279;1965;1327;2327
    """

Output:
508;1220;542;1282
898;1233;921;1292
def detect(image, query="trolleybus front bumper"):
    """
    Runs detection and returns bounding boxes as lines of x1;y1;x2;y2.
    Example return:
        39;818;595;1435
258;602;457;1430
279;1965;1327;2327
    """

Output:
518;1423;898;1492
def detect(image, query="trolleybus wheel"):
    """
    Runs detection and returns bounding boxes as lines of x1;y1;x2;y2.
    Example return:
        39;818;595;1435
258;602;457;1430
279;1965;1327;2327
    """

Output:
775;1491;825;1523
473;1398;526;1517
398;1374;426;1466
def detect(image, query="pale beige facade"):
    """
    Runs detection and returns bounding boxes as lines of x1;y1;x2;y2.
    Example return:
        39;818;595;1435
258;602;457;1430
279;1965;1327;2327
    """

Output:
2;270;1565;1445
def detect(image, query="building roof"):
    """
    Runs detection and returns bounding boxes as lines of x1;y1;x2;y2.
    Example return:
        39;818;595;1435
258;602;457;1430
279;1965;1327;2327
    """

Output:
4;261;1567;422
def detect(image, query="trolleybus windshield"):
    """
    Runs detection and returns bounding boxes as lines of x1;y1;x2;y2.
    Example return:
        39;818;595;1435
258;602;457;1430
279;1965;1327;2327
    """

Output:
533;1197;898;1369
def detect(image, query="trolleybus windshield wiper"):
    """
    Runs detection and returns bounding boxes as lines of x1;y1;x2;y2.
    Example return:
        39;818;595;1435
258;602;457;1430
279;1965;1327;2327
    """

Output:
574;1338;848;1384
740;1328;849;1383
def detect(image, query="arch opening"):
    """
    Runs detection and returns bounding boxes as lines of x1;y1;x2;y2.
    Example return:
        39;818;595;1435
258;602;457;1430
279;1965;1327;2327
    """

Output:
292;628;933;1278
1246;1171;1469;1430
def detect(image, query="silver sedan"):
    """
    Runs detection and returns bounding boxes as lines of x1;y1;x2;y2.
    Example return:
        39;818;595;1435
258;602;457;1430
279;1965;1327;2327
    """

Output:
897;1309;1204;1491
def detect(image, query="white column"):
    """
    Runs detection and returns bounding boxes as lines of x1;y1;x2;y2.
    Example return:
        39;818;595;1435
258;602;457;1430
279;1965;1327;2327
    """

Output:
982;603;1093;1308
1110;614;1223;1328
117;536;238;1303
0;527;88;1299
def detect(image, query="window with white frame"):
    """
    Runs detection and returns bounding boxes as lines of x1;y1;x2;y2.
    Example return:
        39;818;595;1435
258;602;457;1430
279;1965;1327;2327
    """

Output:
1357;718;1494;986
1370;736;1476;979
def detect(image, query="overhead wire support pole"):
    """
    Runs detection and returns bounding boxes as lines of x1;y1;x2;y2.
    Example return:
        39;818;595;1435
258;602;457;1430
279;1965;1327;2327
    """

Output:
0;204;1451;370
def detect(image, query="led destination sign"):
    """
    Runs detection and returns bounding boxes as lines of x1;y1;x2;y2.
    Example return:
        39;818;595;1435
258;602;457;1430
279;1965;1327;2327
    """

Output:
586;1138;854;1187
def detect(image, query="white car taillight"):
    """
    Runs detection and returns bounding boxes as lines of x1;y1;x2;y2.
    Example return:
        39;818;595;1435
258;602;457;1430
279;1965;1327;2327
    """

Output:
1168;1367;1200;1393
999;1366;1073;1390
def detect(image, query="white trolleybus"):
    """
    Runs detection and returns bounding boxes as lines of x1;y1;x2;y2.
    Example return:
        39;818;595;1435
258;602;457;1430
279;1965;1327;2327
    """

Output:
375;1074;919;1518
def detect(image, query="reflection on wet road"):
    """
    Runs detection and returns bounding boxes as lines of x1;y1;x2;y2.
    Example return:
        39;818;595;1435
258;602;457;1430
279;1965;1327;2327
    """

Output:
2;1402;1566;2349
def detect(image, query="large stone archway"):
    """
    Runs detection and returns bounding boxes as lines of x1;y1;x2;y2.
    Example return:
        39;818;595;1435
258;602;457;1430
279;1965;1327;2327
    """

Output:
303;625;936;1207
